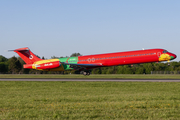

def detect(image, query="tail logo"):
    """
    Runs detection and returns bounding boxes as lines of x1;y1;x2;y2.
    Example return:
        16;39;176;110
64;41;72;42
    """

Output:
29;55;33;59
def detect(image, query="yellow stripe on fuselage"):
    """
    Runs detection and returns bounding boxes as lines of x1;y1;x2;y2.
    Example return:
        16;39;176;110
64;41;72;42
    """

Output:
34;59;59;65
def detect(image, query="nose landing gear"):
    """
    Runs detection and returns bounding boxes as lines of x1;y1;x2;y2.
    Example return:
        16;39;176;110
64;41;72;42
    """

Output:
168;60;170;66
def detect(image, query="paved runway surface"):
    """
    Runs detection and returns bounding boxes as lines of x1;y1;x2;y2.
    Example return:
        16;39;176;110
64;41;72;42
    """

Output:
0;78;180;82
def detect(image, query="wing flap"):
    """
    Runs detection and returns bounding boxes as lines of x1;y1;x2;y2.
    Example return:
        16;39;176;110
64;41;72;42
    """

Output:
62;62;103;67
61;62;103;70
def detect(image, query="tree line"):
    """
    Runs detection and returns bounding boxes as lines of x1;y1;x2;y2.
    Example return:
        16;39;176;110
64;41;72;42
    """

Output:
0;55;180;74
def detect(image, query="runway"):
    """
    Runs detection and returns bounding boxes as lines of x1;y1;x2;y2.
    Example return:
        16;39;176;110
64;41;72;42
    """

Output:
0;78;180;82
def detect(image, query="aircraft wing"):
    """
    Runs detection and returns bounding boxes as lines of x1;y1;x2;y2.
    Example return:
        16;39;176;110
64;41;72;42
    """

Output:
61;62;103;70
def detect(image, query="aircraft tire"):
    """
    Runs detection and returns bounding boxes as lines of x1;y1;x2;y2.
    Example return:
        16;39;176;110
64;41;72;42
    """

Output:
82;71;90;76
86;72;90;76
83;71;87;76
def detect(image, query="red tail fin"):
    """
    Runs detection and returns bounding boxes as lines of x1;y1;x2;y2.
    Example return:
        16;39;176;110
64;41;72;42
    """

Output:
13;47;42;64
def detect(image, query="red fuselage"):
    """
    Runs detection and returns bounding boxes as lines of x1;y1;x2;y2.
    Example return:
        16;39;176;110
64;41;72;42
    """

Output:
77;49;176;67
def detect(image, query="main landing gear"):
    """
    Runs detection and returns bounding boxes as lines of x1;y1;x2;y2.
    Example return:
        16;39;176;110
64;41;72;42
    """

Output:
82;71;91;76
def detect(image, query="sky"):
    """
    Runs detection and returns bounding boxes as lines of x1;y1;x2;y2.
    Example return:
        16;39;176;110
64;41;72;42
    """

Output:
0;0;180;61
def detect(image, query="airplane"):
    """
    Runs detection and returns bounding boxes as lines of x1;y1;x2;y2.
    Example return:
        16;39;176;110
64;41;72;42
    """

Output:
10;47;177;75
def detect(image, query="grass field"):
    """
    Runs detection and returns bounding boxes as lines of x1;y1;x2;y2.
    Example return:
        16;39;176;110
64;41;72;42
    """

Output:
1;74;180;79
1;81;180;119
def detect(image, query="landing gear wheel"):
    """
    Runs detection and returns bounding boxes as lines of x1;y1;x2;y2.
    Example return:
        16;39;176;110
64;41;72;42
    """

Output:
86;71;90;76
82;71;91;76
83;71;87;75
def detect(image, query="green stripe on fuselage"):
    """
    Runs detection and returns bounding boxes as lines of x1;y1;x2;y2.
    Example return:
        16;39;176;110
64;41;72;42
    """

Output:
59;57;78;70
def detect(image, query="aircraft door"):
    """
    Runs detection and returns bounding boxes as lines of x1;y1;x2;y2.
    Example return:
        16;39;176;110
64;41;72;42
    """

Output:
157;52;161;58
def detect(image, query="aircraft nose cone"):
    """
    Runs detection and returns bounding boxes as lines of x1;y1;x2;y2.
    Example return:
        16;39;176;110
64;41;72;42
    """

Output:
173;54;177;59
170;54;177;60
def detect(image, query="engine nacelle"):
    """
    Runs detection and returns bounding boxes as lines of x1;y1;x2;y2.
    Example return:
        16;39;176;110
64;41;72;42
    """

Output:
24;60;61;70
35;61;61;69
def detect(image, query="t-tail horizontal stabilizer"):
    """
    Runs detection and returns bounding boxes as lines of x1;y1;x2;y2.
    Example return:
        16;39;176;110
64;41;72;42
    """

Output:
9;47;41;64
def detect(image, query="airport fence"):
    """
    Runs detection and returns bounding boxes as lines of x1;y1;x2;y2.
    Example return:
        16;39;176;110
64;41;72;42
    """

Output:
151;71;180;74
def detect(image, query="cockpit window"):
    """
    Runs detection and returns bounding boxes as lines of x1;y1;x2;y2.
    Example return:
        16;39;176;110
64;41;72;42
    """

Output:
163;50;168;53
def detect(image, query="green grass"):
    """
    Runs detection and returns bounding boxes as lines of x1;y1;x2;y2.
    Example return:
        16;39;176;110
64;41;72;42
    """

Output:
1;74;180;79
1;81;180;119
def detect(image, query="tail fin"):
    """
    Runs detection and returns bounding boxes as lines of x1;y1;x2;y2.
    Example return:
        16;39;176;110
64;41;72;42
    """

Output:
10;47;42;64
